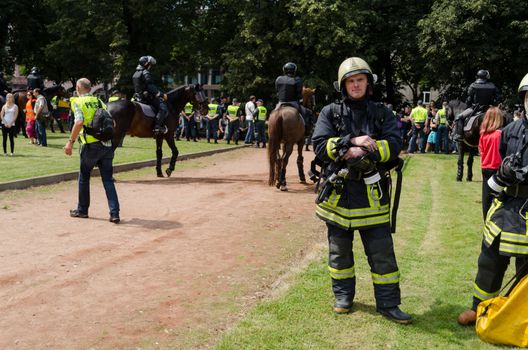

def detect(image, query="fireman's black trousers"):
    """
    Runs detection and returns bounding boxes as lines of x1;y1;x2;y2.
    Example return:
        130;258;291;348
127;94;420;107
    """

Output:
327;223;401;309
472;238;528;310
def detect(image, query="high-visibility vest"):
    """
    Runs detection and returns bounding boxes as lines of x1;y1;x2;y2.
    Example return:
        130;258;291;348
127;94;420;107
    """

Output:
70;97;77;112
25;99;36;121
411;106;427;123
57;98;70;109
184;102;193;115
437;108;447;125
73;95;105;144
208;103;219;117
227;105;240;121
108;96;120;102
51;96;58;109
257;106;267;122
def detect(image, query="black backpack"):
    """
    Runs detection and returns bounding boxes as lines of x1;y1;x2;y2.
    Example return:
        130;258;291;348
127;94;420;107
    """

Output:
85;99;114;141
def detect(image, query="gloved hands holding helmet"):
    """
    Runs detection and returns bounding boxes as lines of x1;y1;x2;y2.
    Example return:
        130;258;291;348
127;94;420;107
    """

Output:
488;153;528;193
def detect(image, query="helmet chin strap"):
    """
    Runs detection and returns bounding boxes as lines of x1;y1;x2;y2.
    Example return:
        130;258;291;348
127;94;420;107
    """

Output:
525;93;528;113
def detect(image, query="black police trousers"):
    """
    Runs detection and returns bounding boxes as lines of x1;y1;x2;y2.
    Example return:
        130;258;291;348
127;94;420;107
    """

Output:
327;223;401;309
472;238;528;310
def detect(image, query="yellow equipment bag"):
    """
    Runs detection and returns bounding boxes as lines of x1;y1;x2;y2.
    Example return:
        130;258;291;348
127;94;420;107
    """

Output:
476;270;528;347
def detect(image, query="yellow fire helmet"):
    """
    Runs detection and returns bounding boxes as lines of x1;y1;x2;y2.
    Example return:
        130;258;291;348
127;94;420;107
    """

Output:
335;57;377;92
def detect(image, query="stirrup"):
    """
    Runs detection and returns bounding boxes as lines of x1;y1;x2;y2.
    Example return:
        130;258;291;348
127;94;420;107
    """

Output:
153;125;168;135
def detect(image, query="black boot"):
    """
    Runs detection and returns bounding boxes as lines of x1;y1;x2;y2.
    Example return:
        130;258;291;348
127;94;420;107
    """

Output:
377;306;412;324
153;110;168;136
332;278;355;314
455;118;465;142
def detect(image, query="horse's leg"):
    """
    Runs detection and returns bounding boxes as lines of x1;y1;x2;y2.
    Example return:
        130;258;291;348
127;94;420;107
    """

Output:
456;142;464;182
297;140;306;183
156;137;164;177
165;134;179;177
467;147;475;182
279;143;294;191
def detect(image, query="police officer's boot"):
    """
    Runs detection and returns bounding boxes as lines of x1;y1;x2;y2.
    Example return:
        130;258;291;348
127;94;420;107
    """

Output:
332;278;355;314
455;118;465;142
153;109;168;136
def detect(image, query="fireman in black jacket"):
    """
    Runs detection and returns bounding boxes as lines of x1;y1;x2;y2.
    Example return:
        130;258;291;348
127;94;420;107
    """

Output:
132;56;168;135
311;57;411;323
457;73;528;326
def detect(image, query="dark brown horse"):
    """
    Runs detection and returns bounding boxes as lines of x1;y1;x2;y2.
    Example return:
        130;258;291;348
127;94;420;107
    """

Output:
108;85;208;177
267;87;316;191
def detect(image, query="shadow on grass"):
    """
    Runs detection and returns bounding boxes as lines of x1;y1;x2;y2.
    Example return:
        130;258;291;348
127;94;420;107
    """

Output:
411;300;476;345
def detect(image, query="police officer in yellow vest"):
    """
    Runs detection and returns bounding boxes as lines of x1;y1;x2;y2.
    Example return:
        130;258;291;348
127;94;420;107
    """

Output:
226;98;242;145
312;57;411;323
407;100;428;153
255;99;268;148
434;101;449;154
181;102;197;142
457;73;528;326
64;78;120;223
50;88;69;133
206;98;220;143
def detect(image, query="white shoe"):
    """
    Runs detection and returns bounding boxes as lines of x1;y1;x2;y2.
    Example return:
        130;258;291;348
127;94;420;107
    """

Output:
9;153;13;156
3;153;6;157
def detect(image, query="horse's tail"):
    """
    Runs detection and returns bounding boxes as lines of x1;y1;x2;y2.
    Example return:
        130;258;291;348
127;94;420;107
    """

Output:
268;110;282;186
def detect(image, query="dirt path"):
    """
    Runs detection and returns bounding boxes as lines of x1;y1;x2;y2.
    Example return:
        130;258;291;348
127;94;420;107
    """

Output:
0;147;323;350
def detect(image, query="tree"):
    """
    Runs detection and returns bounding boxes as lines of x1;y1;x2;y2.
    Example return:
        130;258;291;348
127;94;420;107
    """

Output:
418;0;528;103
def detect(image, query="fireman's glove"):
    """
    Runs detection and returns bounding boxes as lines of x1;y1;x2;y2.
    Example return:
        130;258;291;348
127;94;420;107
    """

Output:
488;153;527;193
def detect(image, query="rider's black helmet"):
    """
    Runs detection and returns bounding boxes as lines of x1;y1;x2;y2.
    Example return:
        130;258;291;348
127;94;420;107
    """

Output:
139;56;157;68
283;62;297;76
30;67;39;74
476;69;490;80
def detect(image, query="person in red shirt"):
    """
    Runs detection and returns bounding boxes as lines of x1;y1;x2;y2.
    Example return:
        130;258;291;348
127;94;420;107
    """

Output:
479;106;503;220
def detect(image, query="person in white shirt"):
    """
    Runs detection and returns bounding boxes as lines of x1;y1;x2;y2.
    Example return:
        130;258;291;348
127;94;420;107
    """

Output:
244;95;257;144
33;88;49;147
0;93;19;156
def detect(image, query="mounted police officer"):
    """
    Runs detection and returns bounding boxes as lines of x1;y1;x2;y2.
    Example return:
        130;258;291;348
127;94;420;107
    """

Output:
455;69;500;141
27;67;44;91
457;73;528;326
311;57;411;323
275;62;305;120
132;55;168;135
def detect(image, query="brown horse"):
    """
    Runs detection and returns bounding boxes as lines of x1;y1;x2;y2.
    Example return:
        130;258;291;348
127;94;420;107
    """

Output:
108;84;208;177
267;87;316;191
267;106;305;191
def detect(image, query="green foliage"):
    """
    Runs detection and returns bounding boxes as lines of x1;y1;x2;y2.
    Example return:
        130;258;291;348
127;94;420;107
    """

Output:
2;0;528;105
419;0;528;101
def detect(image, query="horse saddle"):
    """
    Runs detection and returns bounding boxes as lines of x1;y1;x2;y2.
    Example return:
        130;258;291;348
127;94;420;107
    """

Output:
463;112;484;132
136;102;156;118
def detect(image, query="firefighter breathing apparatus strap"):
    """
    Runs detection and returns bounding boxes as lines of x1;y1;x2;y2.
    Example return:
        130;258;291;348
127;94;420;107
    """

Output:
390;157;405;233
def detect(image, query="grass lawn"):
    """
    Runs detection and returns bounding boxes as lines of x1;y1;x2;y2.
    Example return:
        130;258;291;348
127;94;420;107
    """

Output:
215;154;514;350
0;132;235;183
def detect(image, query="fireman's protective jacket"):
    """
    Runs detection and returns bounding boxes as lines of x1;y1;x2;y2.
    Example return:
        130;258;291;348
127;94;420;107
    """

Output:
484;119;528;256
312;99;402;230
